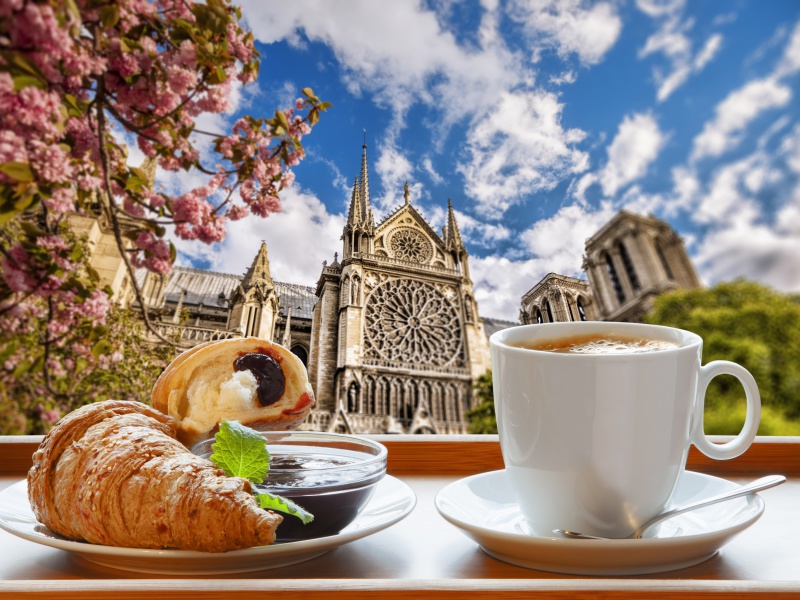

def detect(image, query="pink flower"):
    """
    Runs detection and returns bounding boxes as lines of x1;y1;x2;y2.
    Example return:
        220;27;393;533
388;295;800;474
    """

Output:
42;187;76;214
226;204;249;220
172;192;211;225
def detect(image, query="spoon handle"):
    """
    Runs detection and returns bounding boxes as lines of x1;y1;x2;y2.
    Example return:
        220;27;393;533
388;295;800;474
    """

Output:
632;474;786;538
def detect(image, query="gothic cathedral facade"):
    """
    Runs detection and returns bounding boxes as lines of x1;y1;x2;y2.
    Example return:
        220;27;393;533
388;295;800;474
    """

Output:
305;145;491;434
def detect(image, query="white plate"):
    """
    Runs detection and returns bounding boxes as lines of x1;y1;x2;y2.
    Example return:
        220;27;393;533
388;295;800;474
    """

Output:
0;475;415;575
435;469;764;576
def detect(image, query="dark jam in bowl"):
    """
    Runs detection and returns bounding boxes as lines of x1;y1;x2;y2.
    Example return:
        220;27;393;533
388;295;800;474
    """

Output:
256;452;382;542
189;432;388;544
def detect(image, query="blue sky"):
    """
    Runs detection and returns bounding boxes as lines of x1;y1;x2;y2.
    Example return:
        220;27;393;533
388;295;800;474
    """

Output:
164;0;800;321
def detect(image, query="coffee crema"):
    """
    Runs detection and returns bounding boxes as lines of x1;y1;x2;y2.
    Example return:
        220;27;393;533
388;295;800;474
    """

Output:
511;333;680;354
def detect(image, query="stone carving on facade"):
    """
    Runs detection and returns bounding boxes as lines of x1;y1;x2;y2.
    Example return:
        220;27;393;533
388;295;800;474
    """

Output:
363;277;464;368
389;227;433;263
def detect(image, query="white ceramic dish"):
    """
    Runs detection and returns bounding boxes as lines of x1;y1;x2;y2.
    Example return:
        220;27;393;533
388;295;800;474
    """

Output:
435;469;764;576
0;475;415;575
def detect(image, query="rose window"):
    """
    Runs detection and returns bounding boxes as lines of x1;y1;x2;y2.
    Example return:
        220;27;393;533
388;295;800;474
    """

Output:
364;278;462;367
389;228;432;263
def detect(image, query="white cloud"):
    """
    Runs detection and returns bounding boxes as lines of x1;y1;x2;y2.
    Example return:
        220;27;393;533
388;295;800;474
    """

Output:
174;187;346;286
574;112;666;200
459;89;589;218
599;113;666;197
694;34;723;70
240;0;520;133
508;0;622;66
548;70;577;85
693;214;800;293
240;1;604;220
373;142;423;213
775;20;800;77
637;1;724;101
691;21;800;162
521;201;616;269
470;255;549;320
469;200;616;320
451;210;511;247
635;0;684;19
677;124;800;293
690;77;792;162
421;156;444;185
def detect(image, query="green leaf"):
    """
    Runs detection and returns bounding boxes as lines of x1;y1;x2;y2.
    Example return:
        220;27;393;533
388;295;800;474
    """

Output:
0;162;34;182
100;5;120;29
91;339;111;359
255;491;314;524
209;420;270;483
301;87;319;103
20;222;46;238
12;75;45;91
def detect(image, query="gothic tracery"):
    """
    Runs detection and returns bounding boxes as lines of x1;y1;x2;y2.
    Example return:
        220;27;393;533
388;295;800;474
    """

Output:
389;227;433;263
364;278;463;367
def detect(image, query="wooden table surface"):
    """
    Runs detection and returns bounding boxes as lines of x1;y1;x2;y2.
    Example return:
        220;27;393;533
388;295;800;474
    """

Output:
1;435;798;599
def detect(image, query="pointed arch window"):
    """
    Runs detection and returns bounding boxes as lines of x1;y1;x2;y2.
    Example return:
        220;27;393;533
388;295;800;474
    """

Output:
290;344;308;367
577;297;588;321
544;299;554;323
605;252;626;304
535;307;544;324
567;297;576;321
616;241;640;291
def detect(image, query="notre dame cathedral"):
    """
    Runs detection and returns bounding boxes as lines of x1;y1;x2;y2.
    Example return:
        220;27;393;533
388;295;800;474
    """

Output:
131;144;493;435
78;144;701;435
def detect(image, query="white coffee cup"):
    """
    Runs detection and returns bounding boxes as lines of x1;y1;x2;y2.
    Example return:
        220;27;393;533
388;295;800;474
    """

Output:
489;322;761;538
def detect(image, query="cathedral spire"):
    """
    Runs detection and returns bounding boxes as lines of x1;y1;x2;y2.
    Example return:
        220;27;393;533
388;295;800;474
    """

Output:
445;198;463;250
243;241;274;287
359;141;373;228
347;176;362;226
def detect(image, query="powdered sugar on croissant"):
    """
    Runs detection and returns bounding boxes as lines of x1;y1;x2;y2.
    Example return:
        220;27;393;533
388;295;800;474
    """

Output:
151;337;315;447
27;400;282;552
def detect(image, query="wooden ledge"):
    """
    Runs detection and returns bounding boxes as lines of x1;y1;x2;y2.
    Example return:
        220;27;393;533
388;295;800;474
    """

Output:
4;435;799;477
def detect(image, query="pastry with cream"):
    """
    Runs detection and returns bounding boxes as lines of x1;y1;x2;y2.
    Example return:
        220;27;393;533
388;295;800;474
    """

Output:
151;337;315;447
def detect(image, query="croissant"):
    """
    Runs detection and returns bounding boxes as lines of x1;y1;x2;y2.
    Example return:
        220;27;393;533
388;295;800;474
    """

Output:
151;337;315;447
27;400;282;552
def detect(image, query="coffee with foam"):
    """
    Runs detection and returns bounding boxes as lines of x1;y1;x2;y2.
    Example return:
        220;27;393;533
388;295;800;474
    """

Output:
512;333;680;354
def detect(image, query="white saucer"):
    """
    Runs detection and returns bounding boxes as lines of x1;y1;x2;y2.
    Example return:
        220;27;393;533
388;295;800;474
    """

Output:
0;475;415;575
435;469;764;576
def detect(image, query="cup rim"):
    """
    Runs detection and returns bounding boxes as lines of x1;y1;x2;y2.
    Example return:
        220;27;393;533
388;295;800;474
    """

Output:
489;321;702;357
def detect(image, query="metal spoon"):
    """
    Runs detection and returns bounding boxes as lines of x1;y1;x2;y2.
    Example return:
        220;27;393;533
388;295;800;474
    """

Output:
553;474;786;540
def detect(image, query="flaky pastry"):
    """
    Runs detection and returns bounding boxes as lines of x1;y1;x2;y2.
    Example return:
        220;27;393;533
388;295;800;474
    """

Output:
27;400;282;552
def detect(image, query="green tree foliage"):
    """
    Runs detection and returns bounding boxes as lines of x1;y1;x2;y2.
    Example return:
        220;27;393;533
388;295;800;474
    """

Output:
0;307;179;435
466;370;497;434
645;280;800;435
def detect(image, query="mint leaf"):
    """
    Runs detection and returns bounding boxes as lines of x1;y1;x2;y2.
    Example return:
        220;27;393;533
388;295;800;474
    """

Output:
256;490;314;524
210;421;315;525
210;420;270;483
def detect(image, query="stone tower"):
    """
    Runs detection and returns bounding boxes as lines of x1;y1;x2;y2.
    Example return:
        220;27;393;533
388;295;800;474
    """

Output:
583;210;701;322
520;273;599;324
227;242;280;338
306;144;491;434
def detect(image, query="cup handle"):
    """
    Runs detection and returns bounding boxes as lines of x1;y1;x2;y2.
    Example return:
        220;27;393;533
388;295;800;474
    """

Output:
691;360;761;460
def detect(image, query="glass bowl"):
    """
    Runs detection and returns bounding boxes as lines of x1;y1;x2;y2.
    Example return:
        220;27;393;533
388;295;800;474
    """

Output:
191;431;388;542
